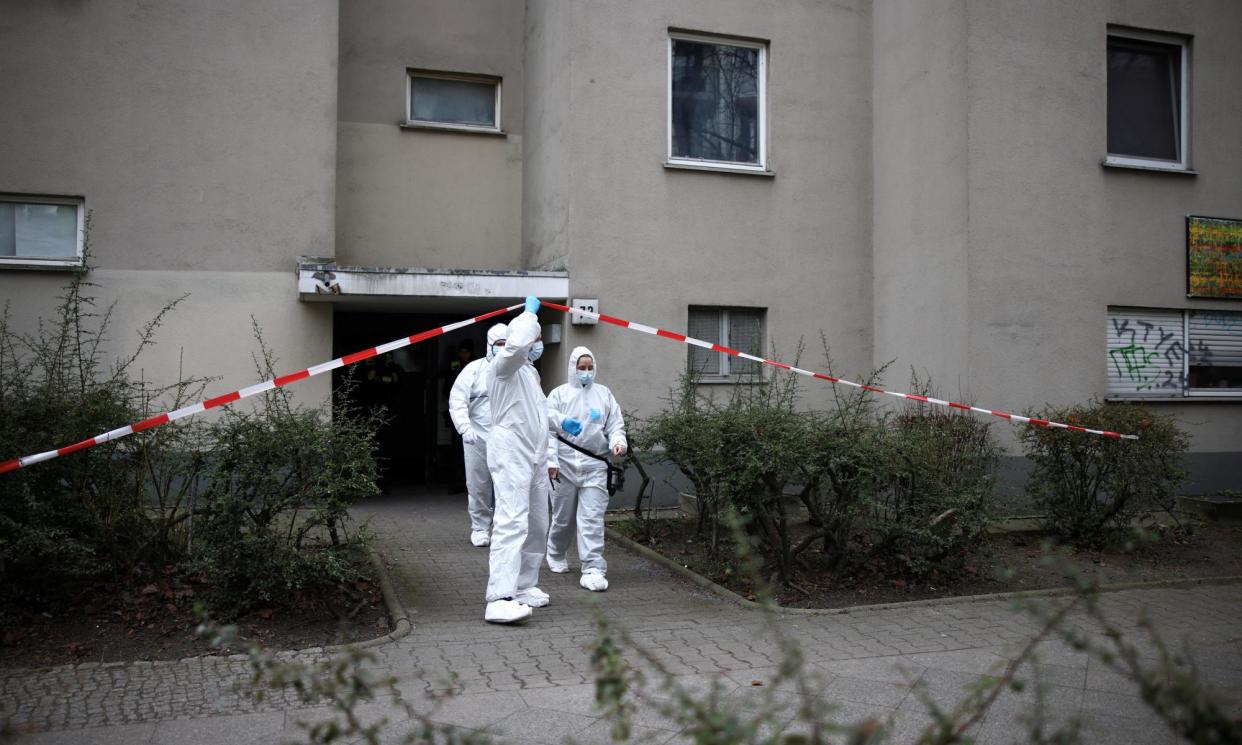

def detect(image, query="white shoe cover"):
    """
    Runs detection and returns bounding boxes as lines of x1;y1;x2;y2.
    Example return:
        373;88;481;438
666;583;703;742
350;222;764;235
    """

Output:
579;570;609;592
470;530;491;547
484;599;533;624
546;555;570;573
514;587;550;608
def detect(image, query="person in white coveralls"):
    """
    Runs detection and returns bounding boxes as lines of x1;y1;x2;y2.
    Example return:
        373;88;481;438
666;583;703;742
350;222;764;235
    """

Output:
447;322;508;547
545;346;627;592
483;296;583;624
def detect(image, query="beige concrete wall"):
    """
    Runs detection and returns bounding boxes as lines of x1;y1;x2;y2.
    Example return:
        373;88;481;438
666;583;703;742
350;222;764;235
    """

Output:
872;0;971;400
522;0;573;272
336;0;525;270
0;0;339;273
961;0;1242;452
525;0;875;419
0;270;333;416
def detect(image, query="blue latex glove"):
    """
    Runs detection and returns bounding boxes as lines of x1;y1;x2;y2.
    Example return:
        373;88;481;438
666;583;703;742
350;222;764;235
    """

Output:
561;417;583;436
525;295;541;314
589;408;602;422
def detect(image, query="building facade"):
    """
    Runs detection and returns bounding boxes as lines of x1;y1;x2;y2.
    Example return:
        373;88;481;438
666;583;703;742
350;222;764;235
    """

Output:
2;0;1239;495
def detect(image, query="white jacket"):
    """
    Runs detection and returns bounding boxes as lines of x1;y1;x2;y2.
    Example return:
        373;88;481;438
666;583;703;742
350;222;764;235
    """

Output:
487;311;554;465
448;357;492;438
546;345;627;489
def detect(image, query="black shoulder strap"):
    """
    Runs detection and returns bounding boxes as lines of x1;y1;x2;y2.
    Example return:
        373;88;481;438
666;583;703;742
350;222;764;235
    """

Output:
555;434;609;462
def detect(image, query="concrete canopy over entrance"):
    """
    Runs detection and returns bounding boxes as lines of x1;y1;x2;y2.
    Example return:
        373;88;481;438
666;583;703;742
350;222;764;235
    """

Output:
296;258;569;312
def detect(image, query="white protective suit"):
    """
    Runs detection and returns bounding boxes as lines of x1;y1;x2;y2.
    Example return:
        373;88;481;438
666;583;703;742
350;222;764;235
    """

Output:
545;346;627;576
448;323;507;536
484;310;556;603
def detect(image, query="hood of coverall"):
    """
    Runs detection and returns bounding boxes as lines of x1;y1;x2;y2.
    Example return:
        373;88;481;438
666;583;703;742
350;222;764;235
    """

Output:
486;323;508;359
567;346;598;389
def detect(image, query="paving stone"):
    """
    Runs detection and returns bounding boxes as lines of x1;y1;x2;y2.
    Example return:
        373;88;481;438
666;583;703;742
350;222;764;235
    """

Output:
9;722;157;744
480;705;598;742
518;683;602;717
819;656;926;685
905;648;1013;676
820;674;916;708
720;666;831;694
913;667;998;709
149;711;284;745
982;682;1083;731
1080;688;1167;725
1073;711;1179;745
569;717;678;745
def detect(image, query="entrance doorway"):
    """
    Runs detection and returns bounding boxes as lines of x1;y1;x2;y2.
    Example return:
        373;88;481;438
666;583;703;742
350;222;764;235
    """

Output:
332;308;494;489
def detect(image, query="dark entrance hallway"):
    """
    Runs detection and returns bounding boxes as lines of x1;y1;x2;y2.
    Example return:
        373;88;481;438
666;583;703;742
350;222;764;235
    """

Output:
332;308;496;489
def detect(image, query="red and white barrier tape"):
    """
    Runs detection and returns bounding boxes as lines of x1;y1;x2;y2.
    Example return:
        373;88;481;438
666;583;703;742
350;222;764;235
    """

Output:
0;296;1136;475
0;304;524;475
541;302;1138;440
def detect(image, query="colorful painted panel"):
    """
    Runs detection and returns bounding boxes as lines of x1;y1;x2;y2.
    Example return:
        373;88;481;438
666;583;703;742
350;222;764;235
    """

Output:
1187;215;1242;299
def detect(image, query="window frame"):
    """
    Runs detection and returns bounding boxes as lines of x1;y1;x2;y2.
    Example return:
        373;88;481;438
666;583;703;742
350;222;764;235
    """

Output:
688;306;766;383
1104;28;1191;172
0;194;86;269
666;31;769;173
405;69;503;135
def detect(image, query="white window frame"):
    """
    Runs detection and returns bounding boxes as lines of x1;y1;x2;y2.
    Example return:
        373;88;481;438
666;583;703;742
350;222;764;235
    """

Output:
405;70;503;134
690;307;766;382
0;194;85;269
1104;28;1191;172
667;31;768;173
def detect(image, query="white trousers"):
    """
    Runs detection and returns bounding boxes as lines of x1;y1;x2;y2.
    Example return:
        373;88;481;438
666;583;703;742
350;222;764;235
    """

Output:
484;435;549;602
546;479;609;574
464;439;494;532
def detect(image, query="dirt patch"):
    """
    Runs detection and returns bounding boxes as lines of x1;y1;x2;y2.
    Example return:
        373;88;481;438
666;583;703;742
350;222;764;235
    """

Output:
613;519;1242;609
0;565;390;670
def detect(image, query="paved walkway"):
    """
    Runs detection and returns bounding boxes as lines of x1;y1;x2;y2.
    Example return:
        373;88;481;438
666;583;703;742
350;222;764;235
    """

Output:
2;488;1240;744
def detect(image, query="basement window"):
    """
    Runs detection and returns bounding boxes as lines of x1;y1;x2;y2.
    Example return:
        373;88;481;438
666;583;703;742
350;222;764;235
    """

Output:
406;71;502;133
0;195;85;269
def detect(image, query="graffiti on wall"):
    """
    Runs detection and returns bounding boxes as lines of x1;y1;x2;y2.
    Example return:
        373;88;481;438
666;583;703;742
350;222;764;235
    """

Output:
1188;215;1242;299
1108;316;1184;392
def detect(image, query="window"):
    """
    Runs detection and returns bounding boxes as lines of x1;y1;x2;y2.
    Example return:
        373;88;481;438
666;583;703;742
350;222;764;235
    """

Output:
1106;29;1189;170
406;71;501;133
669;32;766;170
0;195;84;267
1188;311;1242;393
1107;308;1242;398
688;306;765;381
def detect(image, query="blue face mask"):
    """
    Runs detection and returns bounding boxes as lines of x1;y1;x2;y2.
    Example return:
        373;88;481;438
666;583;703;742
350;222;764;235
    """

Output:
576;370;595;387
527;341;544;362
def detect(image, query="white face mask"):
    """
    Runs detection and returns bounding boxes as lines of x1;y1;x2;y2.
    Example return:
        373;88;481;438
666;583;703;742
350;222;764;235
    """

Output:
576;370;595;386
527;341;544;362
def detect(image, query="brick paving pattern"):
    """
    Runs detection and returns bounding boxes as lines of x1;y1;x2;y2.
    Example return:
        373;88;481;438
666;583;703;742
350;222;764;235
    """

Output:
2;488;1240;744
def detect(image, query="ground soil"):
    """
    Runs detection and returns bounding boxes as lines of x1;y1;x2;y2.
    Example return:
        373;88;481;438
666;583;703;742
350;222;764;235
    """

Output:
0;564;390;670
613;518;1242;609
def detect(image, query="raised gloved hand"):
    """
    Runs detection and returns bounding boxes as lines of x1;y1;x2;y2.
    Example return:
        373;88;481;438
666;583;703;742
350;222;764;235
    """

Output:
561;417;583;436
525;295;541;314
462;430;478;445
